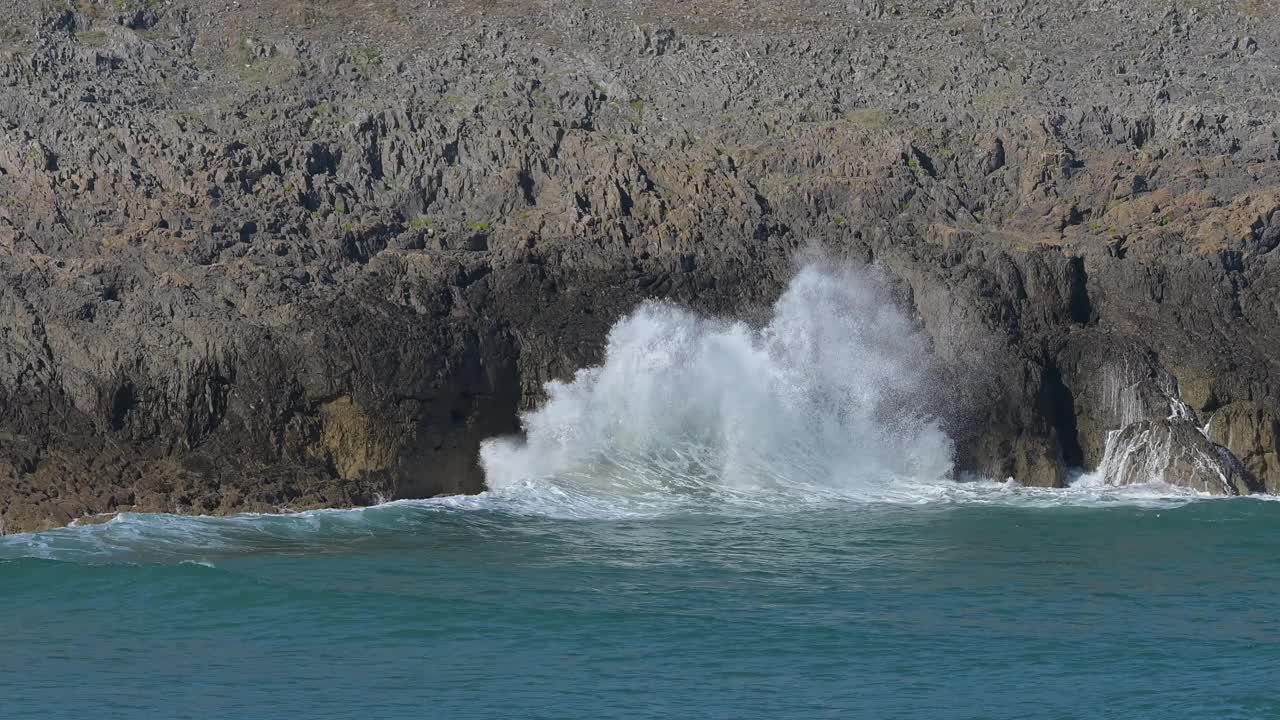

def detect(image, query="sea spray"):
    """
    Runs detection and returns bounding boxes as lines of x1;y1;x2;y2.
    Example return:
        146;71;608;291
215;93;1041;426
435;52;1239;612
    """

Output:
480;265;956;504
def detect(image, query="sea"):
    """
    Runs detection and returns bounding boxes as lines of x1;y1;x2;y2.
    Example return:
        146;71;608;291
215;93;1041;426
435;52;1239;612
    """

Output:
2;266;1276;719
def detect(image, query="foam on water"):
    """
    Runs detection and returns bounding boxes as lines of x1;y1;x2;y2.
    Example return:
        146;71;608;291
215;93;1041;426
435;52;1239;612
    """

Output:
0;479;1251;566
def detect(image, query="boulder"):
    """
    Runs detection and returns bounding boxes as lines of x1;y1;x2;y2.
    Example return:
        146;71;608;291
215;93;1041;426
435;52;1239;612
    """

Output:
1099;418;1260;496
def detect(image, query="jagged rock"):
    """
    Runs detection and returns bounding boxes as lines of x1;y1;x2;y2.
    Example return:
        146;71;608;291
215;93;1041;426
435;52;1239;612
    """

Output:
1;0;1280;531
1099;418;1260;496
1208;402;1280;493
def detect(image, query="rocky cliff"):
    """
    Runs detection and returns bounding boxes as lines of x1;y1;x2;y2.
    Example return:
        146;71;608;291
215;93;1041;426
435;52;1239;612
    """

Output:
2;0;1279;532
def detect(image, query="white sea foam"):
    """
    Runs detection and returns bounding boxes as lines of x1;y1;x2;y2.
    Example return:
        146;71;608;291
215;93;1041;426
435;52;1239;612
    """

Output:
0;473;1254;565
480;265;955;514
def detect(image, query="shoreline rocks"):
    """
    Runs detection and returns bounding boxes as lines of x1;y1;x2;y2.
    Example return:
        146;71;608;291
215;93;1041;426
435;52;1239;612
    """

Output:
2;0;1279;532
1100;418;1260;497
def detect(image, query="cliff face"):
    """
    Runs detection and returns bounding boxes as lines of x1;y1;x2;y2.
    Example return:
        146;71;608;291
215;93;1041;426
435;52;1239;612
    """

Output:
2;0;1279;532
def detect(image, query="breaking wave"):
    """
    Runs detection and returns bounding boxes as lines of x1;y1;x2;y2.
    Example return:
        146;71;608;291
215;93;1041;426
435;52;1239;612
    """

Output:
480;265;956;513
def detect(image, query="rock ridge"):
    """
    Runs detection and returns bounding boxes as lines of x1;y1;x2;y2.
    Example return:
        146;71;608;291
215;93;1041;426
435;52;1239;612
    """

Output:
1;0;1279;530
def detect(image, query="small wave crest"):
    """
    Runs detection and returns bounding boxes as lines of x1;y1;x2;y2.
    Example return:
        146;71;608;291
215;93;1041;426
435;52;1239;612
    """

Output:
0;500;457;565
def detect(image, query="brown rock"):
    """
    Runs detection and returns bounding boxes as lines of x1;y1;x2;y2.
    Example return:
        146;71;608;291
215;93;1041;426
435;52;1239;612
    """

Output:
1208;402;1280;493
1100;418;1259;496
4;0;1280;531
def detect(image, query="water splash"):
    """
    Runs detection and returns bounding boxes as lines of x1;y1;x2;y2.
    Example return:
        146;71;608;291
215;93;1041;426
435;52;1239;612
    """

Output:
480;265;956;510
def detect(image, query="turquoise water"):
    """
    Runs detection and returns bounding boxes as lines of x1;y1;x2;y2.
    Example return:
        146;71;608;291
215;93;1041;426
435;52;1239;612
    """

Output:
3;488;1278;720
5;270;1278;718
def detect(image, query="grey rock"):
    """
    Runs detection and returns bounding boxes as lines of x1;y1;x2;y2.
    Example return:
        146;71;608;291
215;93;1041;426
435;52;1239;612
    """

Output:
1207;401;1280;494
1099;418;1259;496
1;0;1279;530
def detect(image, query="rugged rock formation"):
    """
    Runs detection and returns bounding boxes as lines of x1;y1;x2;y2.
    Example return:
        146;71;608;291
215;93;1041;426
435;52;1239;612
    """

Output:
1100;418;1258;496
1208;402;1280;493
1;0;1279;531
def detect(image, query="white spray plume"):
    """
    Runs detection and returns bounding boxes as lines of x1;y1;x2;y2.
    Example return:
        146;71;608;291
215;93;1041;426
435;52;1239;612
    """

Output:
480;265;955;507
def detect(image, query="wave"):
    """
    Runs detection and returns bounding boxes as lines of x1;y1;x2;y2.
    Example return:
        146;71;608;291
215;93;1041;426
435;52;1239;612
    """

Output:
481;265;955;509
0;480;1260;565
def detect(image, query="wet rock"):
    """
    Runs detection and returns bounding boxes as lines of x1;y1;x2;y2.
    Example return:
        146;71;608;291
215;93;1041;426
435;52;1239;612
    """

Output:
2;0;1280;531
1099;418;1259;496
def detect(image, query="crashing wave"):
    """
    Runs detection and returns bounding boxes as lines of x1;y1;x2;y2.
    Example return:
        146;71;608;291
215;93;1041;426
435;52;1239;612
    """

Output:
480;265;956;510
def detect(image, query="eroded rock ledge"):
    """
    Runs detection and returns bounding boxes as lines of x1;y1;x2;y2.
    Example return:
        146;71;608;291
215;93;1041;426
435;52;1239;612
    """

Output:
2;0;1279;532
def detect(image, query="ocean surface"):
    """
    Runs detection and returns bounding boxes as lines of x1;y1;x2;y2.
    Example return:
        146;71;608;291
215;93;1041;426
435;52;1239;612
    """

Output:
4;266;1277;719
2;486;1278;720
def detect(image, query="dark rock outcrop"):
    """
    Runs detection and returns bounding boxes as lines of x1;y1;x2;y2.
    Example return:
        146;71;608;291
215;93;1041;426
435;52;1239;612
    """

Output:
2;0;1279;531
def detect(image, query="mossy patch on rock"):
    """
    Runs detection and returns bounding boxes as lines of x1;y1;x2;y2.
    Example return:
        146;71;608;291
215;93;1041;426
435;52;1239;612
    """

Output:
1171;366;1220;413
318;396;396;480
